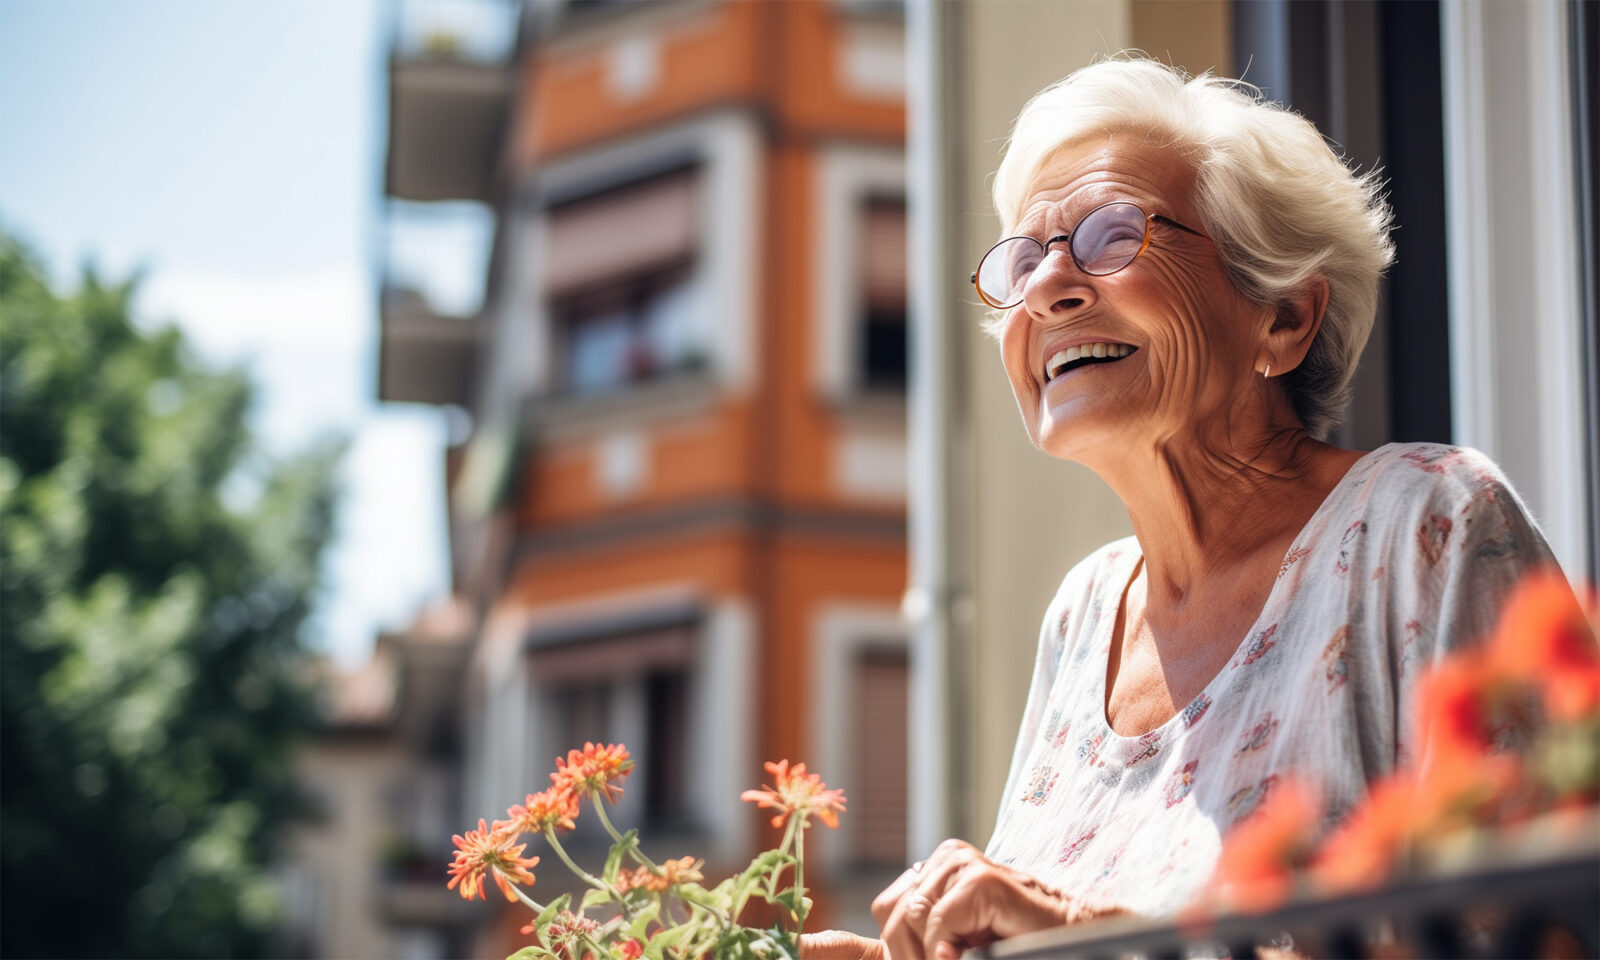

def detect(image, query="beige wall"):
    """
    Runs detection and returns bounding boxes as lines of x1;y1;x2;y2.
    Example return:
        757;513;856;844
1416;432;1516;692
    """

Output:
951;0;1234;842
287;741;410;959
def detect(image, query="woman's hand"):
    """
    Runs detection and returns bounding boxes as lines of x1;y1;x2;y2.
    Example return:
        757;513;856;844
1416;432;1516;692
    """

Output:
870;839;1123;959
798;930;887;958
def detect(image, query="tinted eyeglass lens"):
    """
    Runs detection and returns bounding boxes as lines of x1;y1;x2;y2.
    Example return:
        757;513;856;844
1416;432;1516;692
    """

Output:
975;202;1154;307
1073;202;1149;275
977;237;1043;307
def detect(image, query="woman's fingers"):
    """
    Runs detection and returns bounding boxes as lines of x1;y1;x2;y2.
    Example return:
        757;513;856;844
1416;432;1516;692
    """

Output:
870;864;922;928
920;870;1064;960
883;888;937;959
877;843;984;959
798;931;888;959
872;841;1127;960
873;840;974;925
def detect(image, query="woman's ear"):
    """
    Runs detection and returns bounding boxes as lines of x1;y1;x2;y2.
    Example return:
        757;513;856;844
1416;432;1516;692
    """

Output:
1261;277;1330;376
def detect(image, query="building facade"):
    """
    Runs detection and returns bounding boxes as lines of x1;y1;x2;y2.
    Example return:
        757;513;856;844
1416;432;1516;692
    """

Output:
379;0;911;953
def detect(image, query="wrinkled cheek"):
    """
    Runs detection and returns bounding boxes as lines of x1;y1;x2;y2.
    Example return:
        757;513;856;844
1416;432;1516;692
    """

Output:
1149;340;1212;421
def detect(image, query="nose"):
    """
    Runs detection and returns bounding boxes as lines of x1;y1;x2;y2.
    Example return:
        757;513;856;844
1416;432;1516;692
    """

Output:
1021;246;1098;319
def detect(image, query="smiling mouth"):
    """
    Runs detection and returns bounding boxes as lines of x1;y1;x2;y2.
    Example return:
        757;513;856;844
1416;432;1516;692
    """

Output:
1044;343;1138;381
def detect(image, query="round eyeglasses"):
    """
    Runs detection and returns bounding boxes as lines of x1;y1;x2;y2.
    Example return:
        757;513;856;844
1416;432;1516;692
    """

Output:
970;201;1210;309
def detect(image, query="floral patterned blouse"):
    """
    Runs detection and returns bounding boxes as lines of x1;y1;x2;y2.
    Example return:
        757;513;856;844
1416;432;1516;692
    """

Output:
985;443;1560;918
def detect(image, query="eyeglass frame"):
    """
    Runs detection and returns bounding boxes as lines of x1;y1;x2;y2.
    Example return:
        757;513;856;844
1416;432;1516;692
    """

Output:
969;200;1211;310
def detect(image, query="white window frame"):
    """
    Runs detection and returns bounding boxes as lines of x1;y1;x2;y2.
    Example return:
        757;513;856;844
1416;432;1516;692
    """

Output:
510;109;763;401
813;145;908;403
809;603;910;870
1443;0;1591;581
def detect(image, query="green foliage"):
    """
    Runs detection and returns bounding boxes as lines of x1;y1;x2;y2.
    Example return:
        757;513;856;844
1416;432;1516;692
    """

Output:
603;827;638;885
0;231;343;957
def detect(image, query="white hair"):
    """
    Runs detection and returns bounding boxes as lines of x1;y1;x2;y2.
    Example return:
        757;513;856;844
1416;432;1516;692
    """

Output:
991;57;1395;440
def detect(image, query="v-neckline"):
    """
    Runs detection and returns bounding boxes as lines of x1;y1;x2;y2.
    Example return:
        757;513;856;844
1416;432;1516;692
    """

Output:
1093;444;1390;745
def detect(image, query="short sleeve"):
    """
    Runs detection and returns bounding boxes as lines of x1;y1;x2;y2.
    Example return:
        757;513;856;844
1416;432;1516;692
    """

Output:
1394;449;1563;769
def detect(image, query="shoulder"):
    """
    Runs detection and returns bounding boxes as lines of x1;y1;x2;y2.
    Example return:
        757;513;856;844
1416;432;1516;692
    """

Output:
1355;443;1559;644
1357;442;1509;503
1349;443;1543;550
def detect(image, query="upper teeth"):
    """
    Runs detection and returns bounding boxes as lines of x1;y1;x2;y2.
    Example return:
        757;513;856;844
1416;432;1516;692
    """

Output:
1045;343;1134;380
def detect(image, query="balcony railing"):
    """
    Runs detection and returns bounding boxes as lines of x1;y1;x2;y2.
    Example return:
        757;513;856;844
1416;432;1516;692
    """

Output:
976;828;1599;960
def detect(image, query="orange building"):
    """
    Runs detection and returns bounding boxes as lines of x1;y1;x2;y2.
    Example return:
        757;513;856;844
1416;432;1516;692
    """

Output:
380;0;911;952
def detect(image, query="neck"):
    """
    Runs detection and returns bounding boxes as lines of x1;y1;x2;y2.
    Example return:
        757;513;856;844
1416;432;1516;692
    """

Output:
1087;421;1356;610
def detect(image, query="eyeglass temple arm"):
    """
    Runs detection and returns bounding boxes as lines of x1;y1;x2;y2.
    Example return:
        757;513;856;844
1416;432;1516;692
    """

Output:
1151;214;1208;238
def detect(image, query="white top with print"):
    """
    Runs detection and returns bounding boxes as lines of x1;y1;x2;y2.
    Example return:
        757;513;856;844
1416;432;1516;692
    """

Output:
985;443;1560;919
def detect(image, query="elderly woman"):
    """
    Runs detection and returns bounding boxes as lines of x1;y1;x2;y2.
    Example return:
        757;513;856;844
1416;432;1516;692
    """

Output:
805;58;1565;960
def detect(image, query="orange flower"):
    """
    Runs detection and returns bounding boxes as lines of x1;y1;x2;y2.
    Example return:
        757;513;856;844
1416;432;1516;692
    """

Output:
539;911;601;957
617;855;704;894
1488;571;1600;721
551;742;635;805
1415;647;1498;763
498;787;580;837
619;939;644;960
1211;779;1319;913
447;819;539;902
740;759;847;829
1312;775;1415;894
1418;747;1523;829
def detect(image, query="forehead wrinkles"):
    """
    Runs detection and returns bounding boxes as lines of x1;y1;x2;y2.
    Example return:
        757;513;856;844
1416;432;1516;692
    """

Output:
1015;141;1192;235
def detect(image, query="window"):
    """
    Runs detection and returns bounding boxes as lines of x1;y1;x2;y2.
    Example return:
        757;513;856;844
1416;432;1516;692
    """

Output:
556;266;706;394
644;670;690;828
813;147;906;402
858;196;908;393
551;682;613;750
544;168;706;395
852;647;908;866
527;624;698;833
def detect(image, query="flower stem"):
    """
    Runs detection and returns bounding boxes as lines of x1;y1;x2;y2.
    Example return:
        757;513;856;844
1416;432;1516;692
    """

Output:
544;829;635;922
793;820;808;930
494;866;547;915
591;793;661;872
766;813;802;930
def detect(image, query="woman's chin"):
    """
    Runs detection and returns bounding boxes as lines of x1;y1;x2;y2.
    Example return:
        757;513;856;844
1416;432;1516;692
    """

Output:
1034;407;1136;463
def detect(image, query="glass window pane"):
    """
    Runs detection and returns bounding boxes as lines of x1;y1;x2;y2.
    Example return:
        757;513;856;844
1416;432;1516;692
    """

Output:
642;273;704;373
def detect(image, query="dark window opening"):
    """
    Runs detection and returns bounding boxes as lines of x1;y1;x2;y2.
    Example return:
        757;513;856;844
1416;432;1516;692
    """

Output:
859;196;908;393
644;670;691;830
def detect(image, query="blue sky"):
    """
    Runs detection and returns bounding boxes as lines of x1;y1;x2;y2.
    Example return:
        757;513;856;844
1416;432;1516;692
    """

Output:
1;0;453;666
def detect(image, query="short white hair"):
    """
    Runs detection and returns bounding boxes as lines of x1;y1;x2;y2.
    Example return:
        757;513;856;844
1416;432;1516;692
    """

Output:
992;57;1395;440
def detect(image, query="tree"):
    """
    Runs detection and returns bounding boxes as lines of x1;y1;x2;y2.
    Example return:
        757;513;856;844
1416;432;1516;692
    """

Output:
0;231;343;957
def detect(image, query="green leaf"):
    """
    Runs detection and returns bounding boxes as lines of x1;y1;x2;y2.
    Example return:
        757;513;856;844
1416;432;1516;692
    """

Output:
625;900;661;941
604;828;639;883
771;886;810;923
674;882;730;913
505;947;558;960
580;886;614;911
641;921;694;960
728;849;794;914
533;892;572;935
